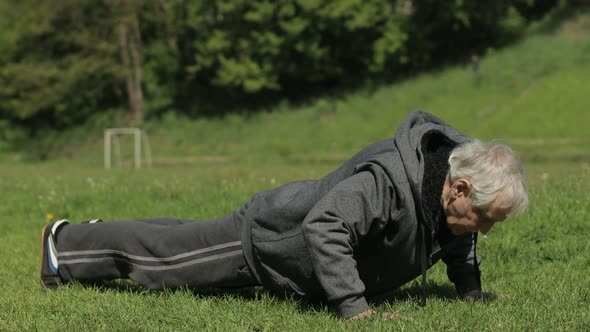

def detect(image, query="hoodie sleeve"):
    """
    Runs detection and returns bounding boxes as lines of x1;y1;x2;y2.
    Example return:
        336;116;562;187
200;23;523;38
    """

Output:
442;233;482;296
301;171;394;318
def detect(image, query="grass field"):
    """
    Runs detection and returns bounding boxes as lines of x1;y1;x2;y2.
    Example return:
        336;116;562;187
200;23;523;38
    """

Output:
1;9;589;332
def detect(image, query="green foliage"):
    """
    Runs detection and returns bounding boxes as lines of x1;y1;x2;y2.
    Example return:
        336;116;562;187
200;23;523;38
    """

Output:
0;1;122;127
0;0;562;155
187;1;371;90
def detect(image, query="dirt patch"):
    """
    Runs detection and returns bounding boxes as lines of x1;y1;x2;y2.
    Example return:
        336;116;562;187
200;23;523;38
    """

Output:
558;13;589;38
154;155;231;164
113;155;231;167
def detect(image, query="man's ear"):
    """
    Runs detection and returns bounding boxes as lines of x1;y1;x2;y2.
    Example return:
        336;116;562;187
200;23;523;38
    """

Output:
451;179;472;198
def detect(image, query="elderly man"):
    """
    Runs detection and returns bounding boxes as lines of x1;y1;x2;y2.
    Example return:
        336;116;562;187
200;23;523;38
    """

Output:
40;111;528;319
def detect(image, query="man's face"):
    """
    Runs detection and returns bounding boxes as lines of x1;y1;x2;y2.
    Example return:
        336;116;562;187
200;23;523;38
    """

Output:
441;176;510;236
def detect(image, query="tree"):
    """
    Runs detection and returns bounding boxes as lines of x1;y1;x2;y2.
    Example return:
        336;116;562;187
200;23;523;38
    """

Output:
108;0;145;126
0;0;122;129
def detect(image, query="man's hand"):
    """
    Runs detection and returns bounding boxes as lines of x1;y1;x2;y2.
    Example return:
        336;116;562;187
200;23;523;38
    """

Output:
348;308;403;320
462;290;511;302
349;308;377;320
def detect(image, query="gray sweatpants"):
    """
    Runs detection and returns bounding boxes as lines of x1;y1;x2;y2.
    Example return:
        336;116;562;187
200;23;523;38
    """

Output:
56;214;258;290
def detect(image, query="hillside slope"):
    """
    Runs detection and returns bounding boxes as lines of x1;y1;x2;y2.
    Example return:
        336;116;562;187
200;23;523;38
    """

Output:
4;9;588;166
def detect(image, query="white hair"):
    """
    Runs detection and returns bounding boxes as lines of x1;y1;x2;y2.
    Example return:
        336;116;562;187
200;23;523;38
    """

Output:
448;140;529;217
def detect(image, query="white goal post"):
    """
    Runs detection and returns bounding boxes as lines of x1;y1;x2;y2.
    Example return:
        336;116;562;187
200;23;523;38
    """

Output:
104;128;152;169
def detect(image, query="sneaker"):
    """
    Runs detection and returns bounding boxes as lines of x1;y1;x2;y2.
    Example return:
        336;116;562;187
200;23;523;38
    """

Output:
39;219;69;289
82;219;102;224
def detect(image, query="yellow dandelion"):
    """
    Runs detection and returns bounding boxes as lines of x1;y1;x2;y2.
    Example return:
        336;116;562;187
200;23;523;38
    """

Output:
45;212;54;221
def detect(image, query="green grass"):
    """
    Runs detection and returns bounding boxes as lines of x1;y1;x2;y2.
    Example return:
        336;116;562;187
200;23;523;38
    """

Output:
0;162;588;331
1;9;590;332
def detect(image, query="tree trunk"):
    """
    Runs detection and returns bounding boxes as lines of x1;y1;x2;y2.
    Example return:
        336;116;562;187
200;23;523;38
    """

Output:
115;0;144;126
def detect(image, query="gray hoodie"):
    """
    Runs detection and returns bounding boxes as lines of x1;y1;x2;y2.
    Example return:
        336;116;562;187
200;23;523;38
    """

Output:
236;111;481;318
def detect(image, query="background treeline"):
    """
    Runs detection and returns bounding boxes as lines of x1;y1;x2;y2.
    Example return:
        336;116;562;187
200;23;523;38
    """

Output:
0;0;560;146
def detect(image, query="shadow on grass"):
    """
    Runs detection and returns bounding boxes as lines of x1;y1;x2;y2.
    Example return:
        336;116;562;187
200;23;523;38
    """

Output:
369;282;459;305
296;282;460;316
79;279;267;300
78;279;459;316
